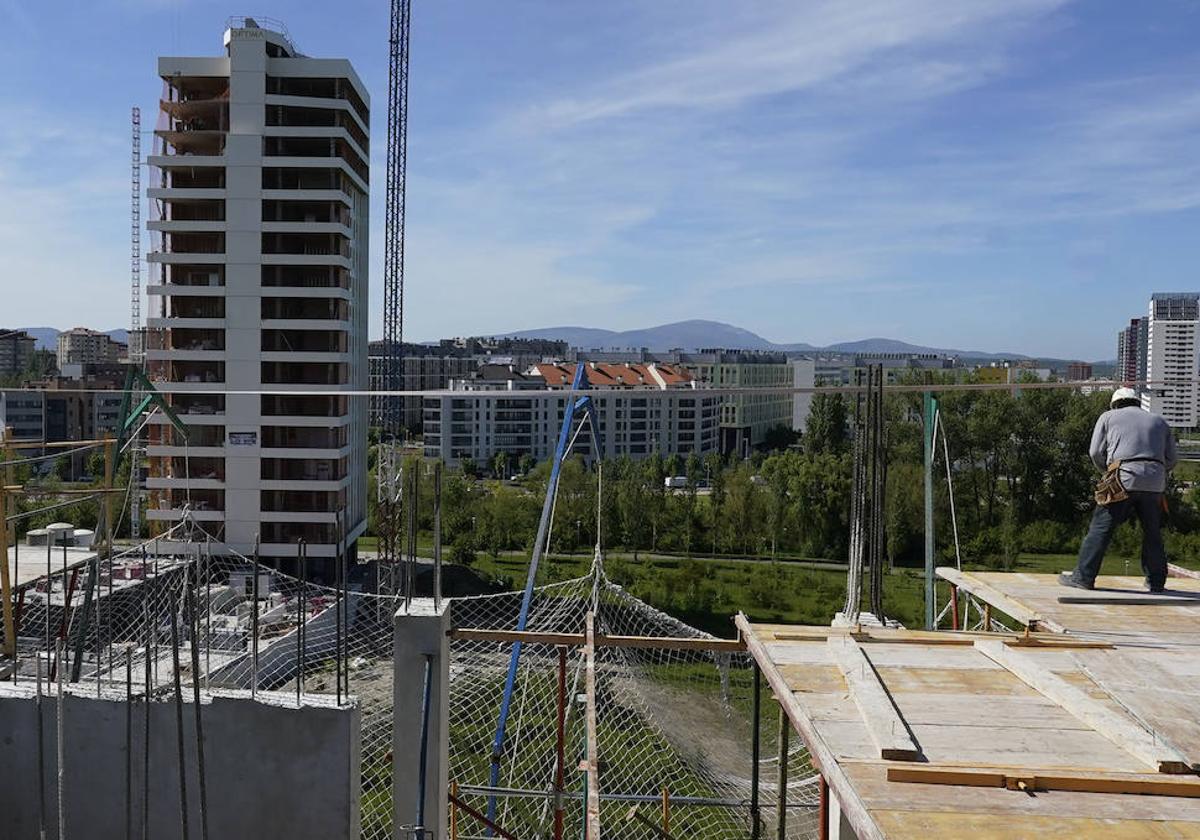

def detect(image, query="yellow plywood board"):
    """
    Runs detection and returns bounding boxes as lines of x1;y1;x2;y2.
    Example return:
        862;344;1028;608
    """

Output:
959;572;1200;639
743;597;1200;840
871;810;1200;839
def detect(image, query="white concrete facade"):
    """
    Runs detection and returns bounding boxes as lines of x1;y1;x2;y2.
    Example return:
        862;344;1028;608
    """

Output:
422;372;722;466
1141;293;1200;428
56;328;124;368
146;22;368;558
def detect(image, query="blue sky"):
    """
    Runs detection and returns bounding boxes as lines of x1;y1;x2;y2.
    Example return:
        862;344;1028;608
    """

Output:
2;1;1199;359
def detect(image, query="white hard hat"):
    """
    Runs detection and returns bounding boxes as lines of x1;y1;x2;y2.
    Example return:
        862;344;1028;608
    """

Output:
1111;387;1137;405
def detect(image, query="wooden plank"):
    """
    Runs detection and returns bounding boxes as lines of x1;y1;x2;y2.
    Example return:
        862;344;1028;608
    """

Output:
584;612;601;840
844;761;1200;823
598;634;744;653
760;623;1109;648
825;636;920;761
886;765;1200;798
1058;594;1200;606
974;640;1191;774
448;628;744;652
735;614;888;840
937;567;1047;629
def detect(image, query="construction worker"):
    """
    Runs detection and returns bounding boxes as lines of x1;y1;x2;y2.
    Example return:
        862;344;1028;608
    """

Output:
1061;387;1177;593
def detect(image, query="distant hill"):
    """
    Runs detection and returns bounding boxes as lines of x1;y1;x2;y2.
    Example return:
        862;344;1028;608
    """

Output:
19;327;128;351
497;320;1031;360
504;320;799;353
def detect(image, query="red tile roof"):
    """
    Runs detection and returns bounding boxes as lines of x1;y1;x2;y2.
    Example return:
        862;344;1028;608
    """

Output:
533;362;694;389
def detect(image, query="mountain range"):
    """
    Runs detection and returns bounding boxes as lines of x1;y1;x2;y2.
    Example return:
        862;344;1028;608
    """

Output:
497;319;1036;361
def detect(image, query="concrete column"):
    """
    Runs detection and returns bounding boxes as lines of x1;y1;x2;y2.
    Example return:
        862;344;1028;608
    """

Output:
393;598;449;840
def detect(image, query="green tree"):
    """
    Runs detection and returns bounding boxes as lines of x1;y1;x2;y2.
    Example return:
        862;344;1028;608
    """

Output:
805;393;849;456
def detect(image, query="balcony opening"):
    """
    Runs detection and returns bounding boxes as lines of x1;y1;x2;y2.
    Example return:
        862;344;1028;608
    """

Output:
170;394;226;415
261;457;347;481
164;297;225;319
167;327;225;351
262;329;346;353
164;265;225;287
262;199;349;225
164;231;225;255
161;198;226;222
261;361;347;385
261;297;347;320
162;168;225;190
261;426;348;449
261;265;348;289
261;395;347;416
261;231;349;257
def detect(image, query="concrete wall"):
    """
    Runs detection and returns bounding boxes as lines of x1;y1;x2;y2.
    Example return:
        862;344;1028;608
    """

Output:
0;683;360;840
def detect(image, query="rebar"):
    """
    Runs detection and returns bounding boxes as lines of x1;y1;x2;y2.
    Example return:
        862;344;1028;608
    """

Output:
168;586;189;840
188;569;209;840
36;650;46;840
296;539;306;706
56;640;65;840
125;651;132;840
250;534;260;699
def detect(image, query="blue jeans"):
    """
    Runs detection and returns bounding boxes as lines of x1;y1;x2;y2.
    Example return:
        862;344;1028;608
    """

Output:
1072;491;1167;587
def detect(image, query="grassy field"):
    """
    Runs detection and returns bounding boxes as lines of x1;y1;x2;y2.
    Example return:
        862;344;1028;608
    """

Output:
361;527;1198;635
438;547;1137;636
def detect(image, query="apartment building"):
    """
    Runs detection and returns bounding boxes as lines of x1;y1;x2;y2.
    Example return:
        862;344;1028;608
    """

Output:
0;330;36;377
366;341;479;432
146;18;369;561
1142;293;1200;428
1116;317;1147;386
678;350;793;455
1066;362;1094;381
56;328;126;368
423;362;721;466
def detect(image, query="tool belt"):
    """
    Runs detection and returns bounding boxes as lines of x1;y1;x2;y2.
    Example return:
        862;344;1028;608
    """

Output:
1094;457;1162;506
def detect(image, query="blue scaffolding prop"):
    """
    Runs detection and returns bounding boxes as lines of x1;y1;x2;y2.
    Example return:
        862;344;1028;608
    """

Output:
486;362;603;830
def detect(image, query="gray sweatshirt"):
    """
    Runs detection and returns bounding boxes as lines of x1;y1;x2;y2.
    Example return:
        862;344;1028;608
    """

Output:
1088;406;1178;493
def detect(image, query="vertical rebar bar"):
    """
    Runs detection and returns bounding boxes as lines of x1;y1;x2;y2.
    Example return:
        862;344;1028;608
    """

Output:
775;705;789;840
37;650;47;840
142;559;151;840
168;584;189;840
750;663;761;840
56;640;65;840
335;520;343;707
415;653;434;831
125;651;132;840
187;570;209;840
12;538;18;684
296;539;305;706
250;534;260;700
204;539;211;692
45;535;52;671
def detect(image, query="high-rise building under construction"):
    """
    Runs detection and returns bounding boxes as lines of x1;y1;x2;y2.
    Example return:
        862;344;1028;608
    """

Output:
146;18;369;564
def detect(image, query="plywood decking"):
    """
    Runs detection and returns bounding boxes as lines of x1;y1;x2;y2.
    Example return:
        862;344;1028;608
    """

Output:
739;602;1200;839
938;568;1200;644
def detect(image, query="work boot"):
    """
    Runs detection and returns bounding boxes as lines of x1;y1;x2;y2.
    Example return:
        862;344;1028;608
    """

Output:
1059;572;1094;591
1145;578;1166;594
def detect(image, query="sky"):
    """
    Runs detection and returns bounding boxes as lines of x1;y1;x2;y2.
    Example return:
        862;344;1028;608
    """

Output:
2;1;1199;359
